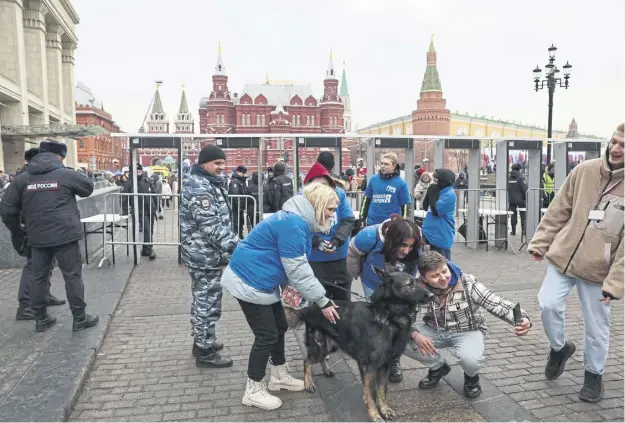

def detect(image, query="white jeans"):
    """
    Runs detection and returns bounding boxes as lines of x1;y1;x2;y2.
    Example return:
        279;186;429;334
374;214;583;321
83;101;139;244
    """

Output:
403;324;485;377
538;263;611;375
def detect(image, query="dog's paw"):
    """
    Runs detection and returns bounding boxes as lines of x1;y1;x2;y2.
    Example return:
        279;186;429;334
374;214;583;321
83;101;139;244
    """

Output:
304;382;316;393
380;407;396;420
369;412;385;423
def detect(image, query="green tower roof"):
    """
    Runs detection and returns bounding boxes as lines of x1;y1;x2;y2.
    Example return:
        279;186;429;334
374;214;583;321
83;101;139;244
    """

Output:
179;88;189;114
340;67;349;97
152;88;164;114
421;38;442;92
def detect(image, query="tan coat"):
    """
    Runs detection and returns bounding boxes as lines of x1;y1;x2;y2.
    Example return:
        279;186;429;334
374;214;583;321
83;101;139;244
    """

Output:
528;154;624;298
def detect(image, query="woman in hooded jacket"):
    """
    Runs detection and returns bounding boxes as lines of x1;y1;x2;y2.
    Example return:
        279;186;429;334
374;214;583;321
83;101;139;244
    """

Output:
302;162;356;301
220;183;341;411
360;151;412;226
422;168;457;260
414;172;432;209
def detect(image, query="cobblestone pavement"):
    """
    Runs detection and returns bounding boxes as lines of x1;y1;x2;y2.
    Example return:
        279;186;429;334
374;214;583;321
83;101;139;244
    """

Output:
68;211;624;422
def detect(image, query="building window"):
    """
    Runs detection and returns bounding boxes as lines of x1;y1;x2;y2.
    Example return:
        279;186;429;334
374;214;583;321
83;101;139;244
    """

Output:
297;115;301;126
292;115;297;126
311;116;315;126
261;115;265;126
306;115;311;126
256;114;261;126
79;141;84;148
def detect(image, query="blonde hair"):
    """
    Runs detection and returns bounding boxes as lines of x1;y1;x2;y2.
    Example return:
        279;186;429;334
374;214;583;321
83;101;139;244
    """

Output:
382;152;399;165
302;182;339;232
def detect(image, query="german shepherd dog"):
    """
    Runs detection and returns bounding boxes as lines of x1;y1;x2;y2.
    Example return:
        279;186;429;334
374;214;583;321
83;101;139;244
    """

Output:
286;268;434;422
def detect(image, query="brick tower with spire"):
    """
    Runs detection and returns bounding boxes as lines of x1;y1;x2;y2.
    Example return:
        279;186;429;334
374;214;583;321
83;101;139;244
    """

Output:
320;49;344;132
174;85;194;134
146;82;169;133
341;63;352;132
412;36;450;135
200;43;236;134
566;117;579;138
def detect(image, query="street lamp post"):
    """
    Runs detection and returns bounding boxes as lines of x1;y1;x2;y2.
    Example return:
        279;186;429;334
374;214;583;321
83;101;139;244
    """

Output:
533;44;572;164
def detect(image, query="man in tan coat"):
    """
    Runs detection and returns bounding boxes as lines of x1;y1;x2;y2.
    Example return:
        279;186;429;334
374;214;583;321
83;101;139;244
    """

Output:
529;123;624;403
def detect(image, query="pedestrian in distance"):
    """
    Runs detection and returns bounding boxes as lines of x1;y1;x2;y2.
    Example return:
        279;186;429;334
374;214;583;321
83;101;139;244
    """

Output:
0;140;99;333
180;145;240;368
267;162;294;212
422;168;457;260
507;163;528;236
528;123;624;403
220;183;340;411
121;164;158;260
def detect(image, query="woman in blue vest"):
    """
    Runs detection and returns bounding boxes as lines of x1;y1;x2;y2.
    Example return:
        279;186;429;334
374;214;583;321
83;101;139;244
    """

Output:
360;152;411;226
347;215;423;384
221;183;340;411
303;160;356;301
422;168;457;260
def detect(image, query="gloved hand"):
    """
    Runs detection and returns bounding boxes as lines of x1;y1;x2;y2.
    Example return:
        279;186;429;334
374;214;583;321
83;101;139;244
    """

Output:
317;240;337;253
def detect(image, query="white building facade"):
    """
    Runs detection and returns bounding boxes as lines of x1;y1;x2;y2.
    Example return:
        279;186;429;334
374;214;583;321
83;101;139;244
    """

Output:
0;0;80;172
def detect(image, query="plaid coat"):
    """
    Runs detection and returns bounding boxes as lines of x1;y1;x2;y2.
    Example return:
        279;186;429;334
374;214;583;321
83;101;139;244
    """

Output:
415;271;531;334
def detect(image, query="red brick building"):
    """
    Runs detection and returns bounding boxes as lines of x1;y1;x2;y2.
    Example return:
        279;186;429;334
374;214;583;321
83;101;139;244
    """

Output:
198;47;350;175
75;82;127;171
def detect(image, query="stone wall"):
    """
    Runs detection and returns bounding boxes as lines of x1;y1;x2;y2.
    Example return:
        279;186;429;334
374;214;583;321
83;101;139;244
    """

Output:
0;185;124;268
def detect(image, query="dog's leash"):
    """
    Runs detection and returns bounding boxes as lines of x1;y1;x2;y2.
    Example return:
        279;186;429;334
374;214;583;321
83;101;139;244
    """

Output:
318;279;370;302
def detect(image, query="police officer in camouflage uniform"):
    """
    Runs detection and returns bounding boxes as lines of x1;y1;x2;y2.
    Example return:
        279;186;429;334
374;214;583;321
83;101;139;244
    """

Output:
181;145;239;368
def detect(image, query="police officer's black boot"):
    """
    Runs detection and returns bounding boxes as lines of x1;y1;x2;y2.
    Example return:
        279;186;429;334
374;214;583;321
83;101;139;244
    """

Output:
389;357;403;383
45;294;66;306
418;362;451;389
192;341;223;357
196;346;233;368
72;309;99;332
463;373;482;398
34;307;56;332
16;303;35;320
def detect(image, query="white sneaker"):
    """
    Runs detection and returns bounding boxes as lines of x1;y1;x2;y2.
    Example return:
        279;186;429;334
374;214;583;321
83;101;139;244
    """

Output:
268;363;305;392
242;378;282;410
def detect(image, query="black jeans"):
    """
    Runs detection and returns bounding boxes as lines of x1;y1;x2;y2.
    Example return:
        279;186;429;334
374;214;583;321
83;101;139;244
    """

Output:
309;259;352;302
238;300;288;381
509;204;527;235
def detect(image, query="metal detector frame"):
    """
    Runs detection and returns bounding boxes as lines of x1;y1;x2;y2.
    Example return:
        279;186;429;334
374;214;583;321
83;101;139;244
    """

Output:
434;138;481;249
552;139;605;189
293;136;342;192
365;137;415;194
128;136;183;265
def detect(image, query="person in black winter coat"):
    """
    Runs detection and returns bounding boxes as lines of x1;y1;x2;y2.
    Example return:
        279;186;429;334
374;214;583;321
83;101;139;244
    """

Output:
247;171;271;223
507;164;528;236
122;164;159;259
268;162;293;212
228;166;251;239
0;140;98;333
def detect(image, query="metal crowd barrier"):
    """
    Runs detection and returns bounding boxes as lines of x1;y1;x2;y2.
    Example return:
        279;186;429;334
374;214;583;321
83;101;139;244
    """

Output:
228;194;258;238
98;192;181;267
518;187;560;251
452;188;512;251
346;191;365;218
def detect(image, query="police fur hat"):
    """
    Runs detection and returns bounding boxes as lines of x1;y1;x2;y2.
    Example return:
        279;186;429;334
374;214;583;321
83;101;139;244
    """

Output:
39;139;67;158
236;165;247;174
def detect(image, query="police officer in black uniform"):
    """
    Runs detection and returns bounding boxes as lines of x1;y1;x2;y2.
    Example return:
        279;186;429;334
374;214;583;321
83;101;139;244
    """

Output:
268;162;293;212
121;164;158;260
228;165;250;238
13;148;65;321
0;140;99;332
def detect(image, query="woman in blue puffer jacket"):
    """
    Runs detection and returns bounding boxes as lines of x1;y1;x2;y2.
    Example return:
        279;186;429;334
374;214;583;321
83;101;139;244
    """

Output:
220;183;340;412
346;214;422;384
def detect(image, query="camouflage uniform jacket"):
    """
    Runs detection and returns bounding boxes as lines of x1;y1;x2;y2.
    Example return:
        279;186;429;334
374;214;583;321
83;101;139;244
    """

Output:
181;164;239;269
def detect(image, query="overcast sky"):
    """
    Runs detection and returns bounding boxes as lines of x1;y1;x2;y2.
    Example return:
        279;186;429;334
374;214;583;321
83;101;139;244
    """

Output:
73;0;624;138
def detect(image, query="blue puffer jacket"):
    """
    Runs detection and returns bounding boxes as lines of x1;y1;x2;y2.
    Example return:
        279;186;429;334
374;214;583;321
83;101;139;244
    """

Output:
346;223;418;290
422;185;457;249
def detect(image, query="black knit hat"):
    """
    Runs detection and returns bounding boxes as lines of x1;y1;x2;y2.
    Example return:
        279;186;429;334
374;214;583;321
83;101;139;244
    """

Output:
236;165;247;173
40;140;67;158
317;151;335;172
198;145;227;165
24;148;39;162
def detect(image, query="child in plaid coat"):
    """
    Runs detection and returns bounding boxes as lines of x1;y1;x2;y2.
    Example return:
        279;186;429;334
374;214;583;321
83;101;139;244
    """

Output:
404;251;532;398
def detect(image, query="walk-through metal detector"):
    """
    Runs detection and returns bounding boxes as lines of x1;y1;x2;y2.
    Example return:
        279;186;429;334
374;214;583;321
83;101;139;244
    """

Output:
553;140;603;189
495;139;542;244
434;138;481;249
129;136;183;265
365;137;415;194
293;136;342;191
214;135;264;221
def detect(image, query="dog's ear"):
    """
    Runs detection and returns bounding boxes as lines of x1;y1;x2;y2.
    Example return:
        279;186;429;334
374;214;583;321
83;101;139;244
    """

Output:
371;266;391;283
